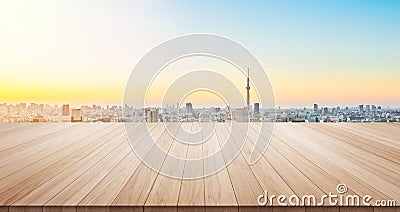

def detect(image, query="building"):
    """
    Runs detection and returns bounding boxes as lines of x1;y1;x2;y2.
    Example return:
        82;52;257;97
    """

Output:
62;104;70;116
144;107;151;121
236;107;249;122
358;104;364;113
323;107;329;115
366;105;371;115
246;68;251;111
186;103;193;114
313;104;319;113
147;109;159;123
254;103;260;114
71;109;82;122
225;106;232;120
372;105;377;114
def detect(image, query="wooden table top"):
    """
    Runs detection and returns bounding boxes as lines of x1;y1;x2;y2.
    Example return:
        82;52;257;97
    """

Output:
0;122;399;212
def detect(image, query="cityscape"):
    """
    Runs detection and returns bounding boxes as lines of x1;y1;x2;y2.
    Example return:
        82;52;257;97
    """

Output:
0;102;399;123
1;71;399;123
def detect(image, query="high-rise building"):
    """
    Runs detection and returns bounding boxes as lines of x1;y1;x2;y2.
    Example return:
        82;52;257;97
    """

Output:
254;103;260;114
372;105;377;114
147;109;159;123
186;102;193;114
323;107;329;115
246;68;250;110
144;107;151;120
358;104;364;113
366;105;371;115
313;104;319;113
62;104;70;116
71;109;82;122
236;107;249;122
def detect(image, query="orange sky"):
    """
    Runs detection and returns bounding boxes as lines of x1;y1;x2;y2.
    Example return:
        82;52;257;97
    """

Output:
1;1;399;108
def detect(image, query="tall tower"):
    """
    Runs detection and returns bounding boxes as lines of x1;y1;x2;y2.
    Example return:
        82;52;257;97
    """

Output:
246;68;250;110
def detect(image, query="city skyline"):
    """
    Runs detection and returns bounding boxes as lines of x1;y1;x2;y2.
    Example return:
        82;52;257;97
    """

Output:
1;101;399;123
1;1;400;107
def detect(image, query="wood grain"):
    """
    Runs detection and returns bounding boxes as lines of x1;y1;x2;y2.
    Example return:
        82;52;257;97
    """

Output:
0;123;398;211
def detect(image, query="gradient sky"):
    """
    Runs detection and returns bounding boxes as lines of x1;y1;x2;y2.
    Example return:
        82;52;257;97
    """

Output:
1;0;399;107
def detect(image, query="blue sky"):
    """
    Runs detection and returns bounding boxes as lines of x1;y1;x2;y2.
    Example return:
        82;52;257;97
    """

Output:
1;0;399;107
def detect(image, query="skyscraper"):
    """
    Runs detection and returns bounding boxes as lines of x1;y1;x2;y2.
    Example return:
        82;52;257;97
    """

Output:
186;102;193;114
254;103;260;114
358;104;364;113
147;109;159;123
366;105;371;115
313;104;318;113
62;104;70;116
71;109;82;122
372;105;377;114
246;68;250;110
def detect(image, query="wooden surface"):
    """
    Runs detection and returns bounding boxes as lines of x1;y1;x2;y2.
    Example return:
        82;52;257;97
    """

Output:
0;123;399;212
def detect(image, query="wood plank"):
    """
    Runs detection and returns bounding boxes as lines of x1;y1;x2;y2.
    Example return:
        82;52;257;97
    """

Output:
264;138;326;197
339;207;373;212
273;207;305;212
241;124;294;201
178;122;205;207
43;206;77;212
8;206;42;212
205;206;237;212
0;123;399;209
78;152;139;205
77;206;109;212
0;124;108;180
305;207;339;212
4;124;123;205
303;124;400;185
45;136;132;205
203;123;237;207
284;124;400;201
0;123;34;135
215;123;263;206
272;124;396;202
345;123;400;147
334;124;400;151
373;207;400;212
112;124;177;206
238;206;271;212
109;206;142;212
0;124;70;151
145;123;190;206
143;206;176;212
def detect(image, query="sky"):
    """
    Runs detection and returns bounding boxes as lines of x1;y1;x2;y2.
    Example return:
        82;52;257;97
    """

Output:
1;0;399;108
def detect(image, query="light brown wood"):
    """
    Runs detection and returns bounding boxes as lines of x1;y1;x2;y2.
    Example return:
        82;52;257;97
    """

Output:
145;124;190;206
8;206;42;212
0;123;398;210
203;125;237;207
43;206;77;212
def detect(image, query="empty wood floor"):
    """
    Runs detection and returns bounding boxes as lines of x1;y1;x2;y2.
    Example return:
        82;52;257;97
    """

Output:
0;123;399;212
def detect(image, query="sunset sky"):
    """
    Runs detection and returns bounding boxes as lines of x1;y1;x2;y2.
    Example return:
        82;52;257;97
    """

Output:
1;0;400;107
